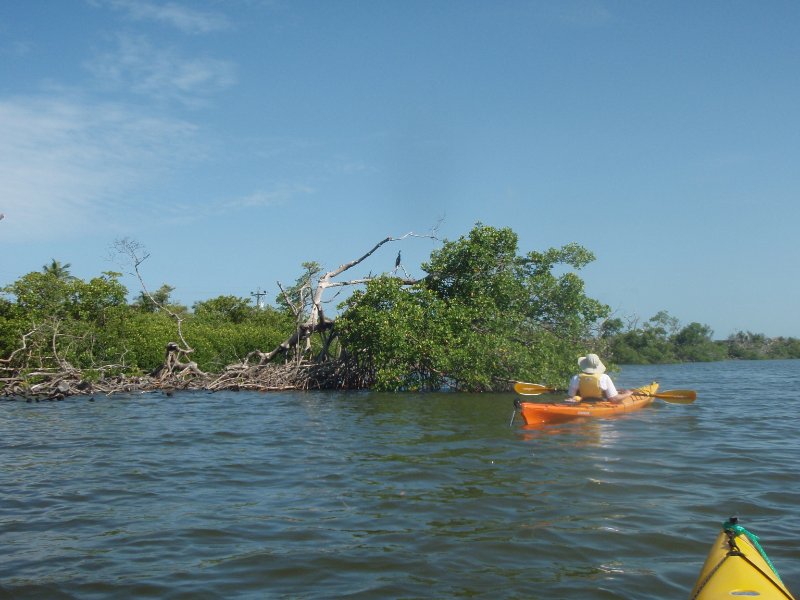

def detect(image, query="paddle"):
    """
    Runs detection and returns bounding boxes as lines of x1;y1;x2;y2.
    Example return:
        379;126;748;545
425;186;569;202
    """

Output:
514;381;558;396
513;382;556;395
641;389;697;404
513;381;697;404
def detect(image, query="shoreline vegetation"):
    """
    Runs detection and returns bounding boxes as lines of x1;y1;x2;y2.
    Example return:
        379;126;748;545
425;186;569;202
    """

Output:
3;225;798;402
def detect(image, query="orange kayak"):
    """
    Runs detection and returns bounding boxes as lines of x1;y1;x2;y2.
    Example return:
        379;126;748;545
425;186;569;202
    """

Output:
515;382;659;426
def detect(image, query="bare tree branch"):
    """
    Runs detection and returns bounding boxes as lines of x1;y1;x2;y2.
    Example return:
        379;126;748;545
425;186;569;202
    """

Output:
112;237;204;378
254;230;439;364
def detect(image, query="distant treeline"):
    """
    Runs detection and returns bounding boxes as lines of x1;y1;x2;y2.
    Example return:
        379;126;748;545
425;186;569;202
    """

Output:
600;311;800;364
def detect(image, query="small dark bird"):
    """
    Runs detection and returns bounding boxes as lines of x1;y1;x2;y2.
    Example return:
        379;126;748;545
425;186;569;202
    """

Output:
395;250;402;269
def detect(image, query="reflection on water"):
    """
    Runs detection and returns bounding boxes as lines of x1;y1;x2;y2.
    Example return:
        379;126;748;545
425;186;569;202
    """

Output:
519;418;602;444
1;360;799;599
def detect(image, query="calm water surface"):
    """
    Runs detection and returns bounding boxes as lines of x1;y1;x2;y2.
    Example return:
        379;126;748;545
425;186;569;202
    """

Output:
2;360;799;599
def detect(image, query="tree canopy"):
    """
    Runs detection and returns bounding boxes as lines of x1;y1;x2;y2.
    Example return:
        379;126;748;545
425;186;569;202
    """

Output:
337;224;609;391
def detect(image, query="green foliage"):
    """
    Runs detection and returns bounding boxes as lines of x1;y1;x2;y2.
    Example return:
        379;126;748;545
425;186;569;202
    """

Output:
725;331;800;360
600;312;797;364
276;261;321;314
91;302;294;373
3;228;798;389
673;322;727;362
769;337;800;359
336;277;442;390
0;267;293;375
726;331;770;360
107;310;177;372
193;295;255;324
133;284;187;314
0;297;23;358
3;268;126;324
1;268;133;373
4;271;74;319
185;308;294;371
604;313;678;364
70;272;128;324
338;224;610;391
41;259;75;281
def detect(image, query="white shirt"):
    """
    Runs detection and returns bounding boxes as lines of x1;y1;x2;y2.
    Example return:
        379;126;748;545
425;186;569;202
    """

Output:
568;373;618;399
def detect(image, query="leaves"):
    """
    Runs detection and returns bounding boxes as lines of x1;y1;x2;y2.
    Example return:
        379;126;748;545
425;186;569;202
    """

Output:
0;268;293;375
193;295;255;324
603;311;729;364
338;224;608;391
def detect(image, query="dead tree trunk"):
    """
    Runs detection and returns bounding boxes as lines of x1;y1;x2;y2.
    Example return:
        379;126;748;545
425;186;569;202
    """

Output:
253;232;431;366
151;342;205;380
113;238;205;381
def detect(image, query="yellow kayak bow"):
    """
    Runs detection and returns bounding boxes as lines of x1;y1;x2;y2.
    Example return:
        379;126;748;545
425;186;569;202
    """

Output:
689;517;796;600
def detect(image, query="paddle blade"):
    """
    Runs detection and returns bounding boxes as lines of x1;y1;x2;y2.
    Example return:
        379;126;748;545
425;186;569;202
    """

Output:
513;382;557;395
652;389;697;403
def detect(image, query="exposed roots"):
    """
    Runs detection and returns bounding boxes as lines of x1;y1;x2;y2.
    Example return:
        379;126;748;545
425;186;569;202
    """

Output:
1;343;359;401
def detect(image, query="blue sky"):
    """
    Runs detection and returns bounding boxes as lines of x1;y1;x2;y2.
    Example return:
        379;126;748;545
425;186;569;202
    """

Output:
1;1;798;338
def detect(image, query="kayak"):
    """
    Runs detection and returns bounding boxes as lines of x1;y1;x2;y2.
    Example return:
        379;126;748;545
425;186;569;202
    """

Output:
690;517;796;599
515;382;659;426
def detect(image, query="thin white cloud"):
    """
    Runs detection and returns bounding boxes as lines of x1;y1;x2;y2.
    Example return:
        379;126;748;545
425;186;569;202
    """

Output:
0;95;199;242
86;33;237;106
557;0;616;27
0;39;35;58
0;18;35;57
325;156;372;175
91;0;232;34
222;185;316;210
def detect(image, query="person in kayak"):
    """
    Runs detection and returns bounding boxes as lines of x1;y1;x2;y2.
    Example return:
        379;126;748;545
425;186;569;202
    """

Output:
565;354;635;403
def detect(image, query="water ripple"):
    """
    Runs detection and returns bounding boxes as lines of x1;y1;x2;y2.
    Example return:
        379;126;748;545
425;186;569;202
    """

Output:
2;361;799;598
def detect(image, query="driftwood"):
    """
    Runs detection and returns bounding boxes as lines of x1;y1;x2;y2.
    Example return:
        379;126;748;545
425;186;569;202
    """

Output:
0;327;350;400
1;357;356;401
151;342;205;380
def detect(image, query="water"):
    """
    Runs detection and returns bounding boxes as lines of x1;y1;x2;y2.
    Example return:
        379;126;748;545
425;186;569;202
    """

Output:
2;360;799;599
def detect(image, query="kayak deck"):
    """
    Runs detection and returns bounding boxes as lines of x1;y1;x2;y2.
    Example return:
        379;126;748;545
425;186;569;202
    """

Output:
690;518;796;600
517;382;659;426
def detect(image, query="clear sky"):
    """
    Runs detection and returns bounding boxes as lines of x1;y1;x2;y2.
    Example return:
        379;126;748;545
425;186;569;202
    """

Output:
1;1;798;339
